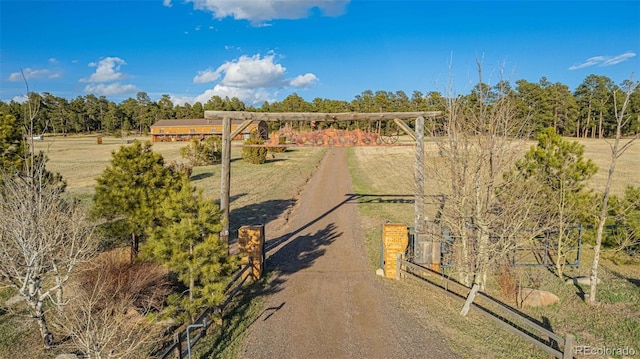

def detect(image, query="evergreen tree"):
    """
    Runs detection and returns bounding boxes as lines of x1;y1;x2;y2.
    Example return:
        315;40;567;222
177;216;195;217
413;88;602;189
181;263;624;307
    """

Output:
0;112;25;171
512;128;597;277
93;141;181;258
574;74;615;138
141;176;235;321
605;186;640;253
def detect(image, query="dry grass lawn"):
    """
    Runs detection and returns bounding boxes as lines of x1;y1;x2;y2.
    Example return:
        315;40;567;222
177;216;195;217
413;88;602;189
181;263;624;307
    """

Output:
12;134;639;359
33;134;326;202
3;135;327;359
348;137;640;359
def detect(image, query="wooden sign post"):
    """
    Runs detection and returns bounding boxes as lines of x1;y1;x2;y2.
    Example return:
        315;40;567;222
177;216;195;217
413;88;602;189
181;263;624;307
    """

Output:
382;223;409;279
238;224;265;280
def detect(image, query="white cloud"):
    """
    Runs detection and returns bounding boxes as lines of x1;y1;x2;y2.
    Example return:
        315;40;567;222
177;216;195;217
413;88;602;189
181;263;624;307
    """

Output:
11;95;28;103
602;52;637;66
193;68;222;84
163;0;172;7
185;52;318;106
8;68;60;81
569;51;636;70
216;53;287;88
81;57;127;82
84;83;137;96
172;85;273;106
184;0;349;23
48;58;58;64
290;73;318;88
187;87;270;107
79;56;136;97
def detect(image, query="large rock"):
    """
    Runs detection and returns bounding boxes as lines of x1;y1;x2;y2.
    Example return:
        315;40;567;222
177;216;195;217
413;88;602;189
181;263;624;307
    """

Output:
4;294;25;307
565;276;600;286
520;288;559;307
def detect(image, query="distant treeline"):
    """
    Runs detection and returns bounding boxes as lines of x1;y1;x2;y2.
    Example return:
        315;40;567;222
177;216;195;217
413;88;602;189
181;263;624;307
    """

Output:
2;74;638;138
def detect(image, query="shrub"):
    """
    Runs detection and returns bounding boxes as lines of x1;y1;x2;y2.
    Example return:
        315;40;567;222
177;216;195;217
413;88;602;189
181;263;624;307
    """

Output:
180;137;222;166
242;133;268;164
267;136;288;153
54;249;171;357
75;249;171;314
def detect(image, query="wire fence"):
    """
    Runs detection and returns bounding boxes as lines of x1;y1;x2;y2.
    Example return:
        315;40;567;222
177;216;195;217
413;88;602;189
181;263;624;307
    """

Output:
154;260;254;359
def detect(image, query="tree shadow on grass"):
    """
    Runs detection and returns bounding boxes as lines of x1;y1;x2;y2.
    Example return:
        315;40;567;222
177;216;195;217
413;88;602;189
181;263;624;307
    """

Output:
611;270;640;288
189;171;214;181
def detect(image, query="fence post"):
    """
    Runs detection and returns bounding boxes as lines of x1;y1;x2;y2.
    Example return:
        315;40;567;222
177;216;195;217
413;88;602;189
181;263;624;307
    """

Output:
176;332;183;359
396;253;402;280
248;256;254;281
460;283;479;317
562;333;575;359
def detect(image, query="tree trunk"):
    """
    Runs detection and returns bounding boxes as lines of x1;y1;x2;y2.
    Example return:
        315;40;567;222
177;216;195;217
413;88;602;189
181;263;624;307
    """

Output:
474;180;489;291
32;299;54;349
189;240;194;302
583;104;592;138
555;185;566;278
597;111;603;139
590;127;619;304
460;228;471;286
589;79;638;304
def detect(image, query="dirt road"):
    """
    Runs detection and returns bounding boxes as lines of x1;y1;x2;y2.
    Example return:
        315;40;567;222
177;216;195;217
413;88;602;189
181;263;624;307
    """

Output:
239;147;458;359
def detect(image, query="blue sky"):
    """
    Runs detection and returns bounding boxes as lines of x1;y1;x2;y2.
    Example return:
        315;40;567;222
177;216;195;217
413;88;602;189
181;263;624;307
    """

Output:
1;0;638;106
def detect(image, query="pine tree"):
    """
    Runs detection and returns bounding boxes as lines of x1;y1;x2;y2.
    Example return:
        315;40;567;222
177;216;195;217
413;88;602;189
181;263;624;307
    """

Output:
141;176;235;321
0;112;26;171
514;128;598;277
93;141;180;258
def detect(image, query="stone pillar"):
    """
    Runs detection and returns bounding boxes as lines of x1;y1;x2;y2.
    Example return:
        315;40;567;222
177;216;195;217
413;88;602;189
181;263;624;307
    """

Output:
382;223;409;279
238;224;265;280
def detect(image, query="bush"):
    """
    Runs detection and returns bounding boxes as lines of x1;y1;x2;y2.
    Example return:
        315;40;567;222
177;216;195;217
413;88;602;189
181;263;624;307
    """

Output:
55;249;171;357
267;136;288;153
242;134;268;164
180;137;222;166
75;249;171;314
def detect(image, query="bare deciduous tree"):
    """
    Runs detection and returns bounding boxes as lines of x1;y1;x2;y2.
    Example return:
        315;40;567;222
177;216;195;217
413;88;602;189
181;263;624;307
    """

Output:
426;60;541;289
0;156;96;348
589;77;639;304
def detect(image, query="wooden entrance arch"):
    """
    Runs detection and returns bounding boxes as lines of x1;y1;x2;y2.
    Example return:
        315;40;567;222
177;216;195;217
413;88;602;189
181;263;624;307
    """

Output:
204;111;442;269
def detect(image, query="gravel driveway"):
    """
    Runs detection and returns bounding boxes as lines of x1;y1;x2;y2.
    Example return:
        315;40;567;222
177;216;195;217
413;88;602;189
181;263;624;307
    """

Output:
239;147;459;359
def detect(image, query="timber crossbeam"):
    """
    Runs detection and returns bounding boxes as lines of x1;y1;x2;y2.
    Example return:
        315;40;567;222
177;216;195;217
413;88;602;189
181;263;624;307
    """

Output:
204;111;441;121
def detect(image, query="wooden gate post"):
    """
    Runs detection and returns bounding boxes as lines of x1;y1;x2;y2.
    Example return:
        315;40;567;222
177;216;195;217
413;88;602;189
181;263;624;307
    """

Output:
414;116;429;264
563;334;575;359
220;116;231;250
460;283;479;316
